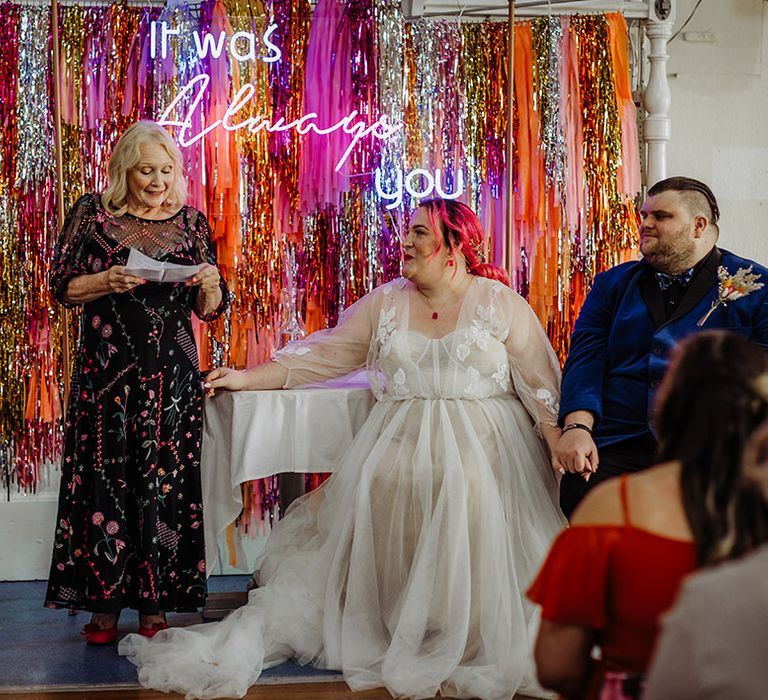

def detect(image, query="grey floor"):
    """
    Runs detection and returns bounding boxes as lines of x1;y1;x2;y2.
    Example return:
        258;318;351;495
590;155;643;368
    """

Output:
0;576;341;691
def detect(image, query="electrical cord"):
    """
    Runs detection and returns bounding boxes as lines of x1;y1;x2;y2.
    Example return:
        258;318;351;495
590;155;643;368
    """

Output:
670;0;706;42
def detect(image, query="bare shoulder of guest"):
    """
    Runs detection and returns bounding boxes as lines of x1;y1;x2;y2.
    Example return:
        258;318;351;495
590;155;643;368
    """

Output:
569;478;624;527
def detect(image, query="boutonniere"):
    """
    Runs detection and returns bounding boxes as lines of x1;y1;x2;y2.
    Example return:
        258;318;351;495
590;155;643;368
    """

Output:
697;266;764;327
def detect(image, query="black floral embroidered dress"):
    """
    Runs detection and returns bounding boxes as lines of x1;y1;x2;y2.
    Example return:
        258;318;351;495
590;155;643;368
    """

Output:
45;194;228;614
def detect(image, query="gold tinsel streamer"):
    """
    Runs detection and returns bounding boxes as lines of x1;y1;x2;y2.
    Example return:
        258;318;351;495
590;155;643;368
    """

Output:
541;15;637;359
460;22;488;209
226;0;280;367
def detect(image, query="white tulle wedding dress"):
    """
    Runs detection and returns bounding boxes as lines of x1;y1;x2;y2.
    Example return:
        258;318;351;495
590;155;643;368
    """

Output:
120;276;567;700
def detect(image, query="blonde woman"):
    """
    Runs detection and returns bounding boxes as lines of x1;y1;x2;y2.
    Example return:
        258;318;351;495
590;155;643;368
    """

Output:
45;121;228;644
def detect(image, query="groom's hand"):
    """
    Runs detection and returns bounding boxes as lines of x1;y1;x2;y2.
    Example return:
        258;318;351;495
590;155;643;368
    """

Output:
551;429;599;481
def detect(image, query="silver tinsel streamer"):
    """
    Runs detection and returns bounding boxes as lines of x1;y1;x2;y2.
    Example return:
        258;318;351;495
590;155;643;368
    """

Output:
408;20;467;204
459;22;485;210
374;0;406;281
15;7;54;187
408;21;438;175
375;0;405;207
153;3;202;118
534;16;566;197
435;21;462;194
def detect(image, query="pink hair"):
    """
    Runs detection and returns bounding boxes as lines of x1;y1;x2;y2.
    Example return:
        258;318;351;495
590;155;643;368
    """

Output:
417;199;511;287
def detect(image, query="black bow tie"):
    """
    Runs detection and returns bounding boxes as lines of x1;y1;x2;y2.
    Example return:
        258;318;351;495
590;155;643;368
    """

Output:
655;268;694;292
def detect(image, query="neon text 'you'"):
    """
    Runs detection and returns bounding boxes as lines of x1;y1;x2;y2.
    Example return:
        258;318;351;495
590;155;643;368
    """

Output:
150;21;282;63
375;168;465;210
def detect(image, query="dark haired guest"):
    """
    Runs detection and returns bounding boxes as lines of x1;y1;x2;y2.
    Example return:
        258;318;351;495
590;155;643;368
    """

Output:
644;417;768;700
45;121;228;643
552;176;768;518
529;331;768;700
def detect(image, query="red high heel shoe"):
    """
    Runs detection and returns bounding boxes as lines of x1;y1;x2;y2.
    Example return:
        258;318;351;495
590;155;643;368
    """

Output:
138;621;169;638
81;622;118;645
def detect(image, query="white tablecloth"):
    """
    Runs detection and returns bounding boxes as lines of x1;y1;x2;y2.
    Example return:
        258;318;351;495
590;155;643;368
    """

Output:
201;373;375;571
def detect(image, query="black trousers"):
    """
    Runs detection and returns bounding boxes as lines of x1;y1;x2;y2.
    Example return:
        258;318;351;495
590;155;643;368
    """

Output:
559;432;658;519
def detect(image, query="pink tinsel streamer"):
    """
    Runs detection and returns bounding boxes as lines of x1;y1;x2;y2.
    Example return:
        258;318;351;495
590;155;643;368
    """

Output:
297;0;354;215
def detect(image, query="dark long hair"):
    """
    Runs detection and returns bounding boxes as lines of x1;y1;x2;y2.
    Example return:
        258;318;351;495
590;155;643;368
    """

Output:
416;199;511;287
655;331;768;564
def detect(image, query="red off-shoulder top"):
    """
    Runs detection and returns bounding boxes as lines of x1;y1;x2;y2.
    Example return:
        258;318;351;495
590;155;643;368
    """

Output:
527;476;697;674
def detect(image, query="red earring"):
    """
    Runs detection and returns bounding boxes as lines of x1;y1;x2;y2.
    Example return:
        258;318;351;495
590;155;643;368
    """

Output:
447;259;454;267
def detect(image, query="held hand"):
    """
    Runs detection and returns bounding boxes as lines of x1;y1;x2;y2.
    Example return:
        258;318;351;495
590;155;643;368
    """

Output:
203;367;250;397
551;428;600;481
187;263;221;294
540;424;564;472
106;266;145;293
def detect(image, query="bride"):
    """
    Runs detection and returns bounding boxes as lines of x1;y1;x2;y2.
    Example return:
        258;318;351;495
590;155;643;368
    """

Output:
120;198;567;699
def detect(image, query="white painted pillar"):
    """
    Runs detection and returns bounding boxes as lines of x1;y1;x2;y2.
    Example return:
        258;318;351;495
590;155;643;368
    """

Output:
644;19;673;187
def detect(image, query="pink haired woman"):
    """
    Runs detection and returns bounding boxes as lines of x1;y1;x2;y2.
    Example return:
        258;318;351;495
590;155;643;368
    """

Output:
121;198;566;699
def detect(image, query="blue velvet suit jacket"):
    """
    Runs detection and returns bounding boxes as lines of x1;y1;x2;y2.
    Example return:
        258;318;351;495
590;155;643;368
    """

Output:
560;248;768;447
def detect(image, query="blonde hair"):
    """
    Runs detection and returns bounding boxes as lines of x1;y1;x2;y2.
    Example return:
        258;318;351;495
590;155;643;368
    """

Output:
101;121;187;217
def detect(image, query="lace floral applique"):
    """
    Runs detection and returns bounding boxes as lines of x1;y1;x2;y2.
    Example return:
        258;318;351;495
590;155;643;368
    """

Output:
392;368;408;397
376;280;405;359
536;388;559;414
492;363;510;391
276;343;311;357
457;285;504;362
464;367;480;397
368;372;385;400
377;306;398;358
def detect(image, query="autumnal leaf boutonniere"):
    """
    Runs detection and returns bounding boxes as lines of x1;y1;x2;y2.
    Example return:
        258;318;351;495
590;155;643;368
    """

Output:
697;266;764;327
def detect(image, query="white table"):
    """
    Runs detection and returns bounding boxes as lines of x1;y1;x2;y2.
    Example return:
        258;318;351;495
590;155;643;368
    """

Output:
201;373;375;572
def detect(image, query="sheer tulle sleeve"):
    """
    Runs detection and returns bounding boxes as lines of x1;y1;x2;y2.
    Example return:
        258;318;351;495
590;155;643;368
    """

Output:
49;194;98;307
501;288;562;430
527;526;619;629
189;208;229;321
273;289;379;388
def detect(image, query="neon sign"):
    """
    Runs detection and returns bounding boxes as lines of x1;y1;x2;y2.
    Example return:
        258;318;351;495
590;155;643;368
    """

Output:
375;168;465;209
159;74;403;172
153;21;464;195
150;21;281;63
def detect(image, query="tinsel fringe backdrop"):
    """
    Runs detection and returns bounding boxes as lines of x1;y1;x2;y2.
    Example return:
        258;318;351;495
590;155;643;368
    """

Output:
0;0;640;528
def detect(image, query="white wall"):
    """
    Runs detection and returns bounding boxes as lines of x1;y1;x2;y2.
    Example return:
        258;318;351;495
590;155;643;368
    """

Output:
0;482;59;580
3;0;768;581
0;471;264;580
665;0;768;262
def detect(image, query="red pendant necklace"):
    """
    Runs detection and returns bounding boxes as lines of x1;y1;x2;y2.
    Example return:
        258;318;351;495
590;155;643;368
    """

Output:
418;276;470;320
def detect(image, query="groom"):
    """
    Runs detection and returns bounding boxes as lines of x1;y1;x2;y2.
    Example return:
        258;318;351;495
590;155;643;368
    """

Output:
552;176;768;518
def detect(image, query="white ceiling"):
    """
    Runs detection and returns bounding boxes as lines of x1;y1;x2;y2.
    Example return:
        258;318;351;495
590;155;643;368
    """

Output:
402;0;658;20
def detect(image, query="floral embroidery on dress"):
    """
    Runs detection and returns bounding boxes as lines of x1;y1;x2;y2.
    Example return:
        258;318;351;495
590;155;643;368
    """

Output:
277;343;311;357
368;372;385;400
392;368;408;397
45;194;225;613
464;367;481;397
536;388;559;414
492;363;510;391
376;303;398;359
457;285;504;362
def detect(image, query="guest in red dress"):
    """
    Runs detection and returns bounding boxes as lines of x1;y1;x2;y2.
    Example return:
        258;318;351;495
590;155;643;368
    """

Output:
527;331;768;700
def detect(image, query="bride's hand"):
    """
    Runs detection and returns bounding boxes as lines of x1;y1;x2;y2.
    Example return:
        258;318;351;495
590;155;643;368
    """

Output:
204;367;250;396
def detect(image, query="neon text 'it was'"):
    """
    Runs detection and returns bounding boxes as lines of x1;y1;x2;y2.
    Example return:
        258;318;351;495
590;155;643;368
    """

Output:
150;21;281;63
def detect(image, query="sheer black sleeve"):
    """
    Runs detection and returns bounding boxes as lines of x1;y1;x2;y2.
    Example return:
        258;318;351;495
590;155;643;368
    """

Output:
49;194;98;308
189;208;229;321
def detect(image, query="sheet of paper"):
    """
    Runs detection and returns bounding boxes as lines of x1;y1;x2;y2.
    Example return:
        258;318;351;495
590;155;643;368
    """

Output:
124;248;204;283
